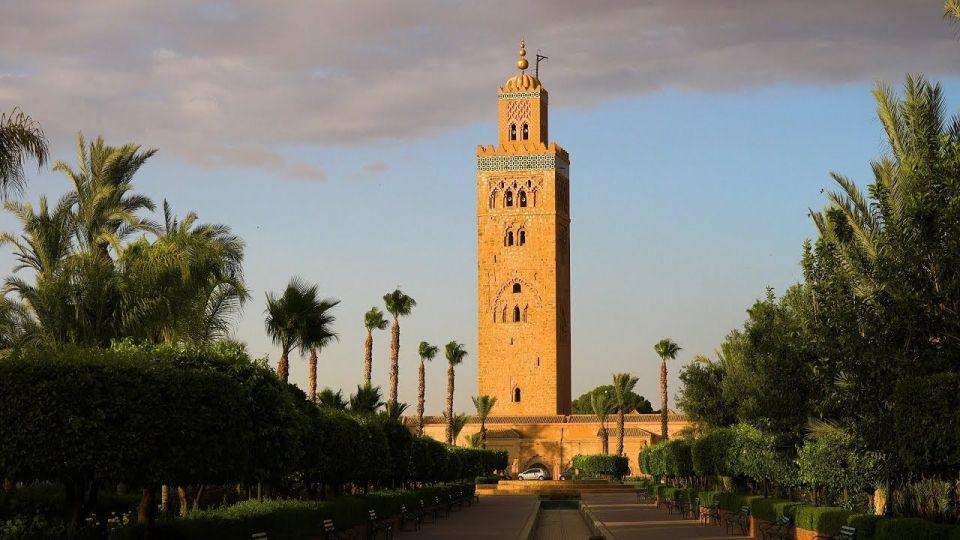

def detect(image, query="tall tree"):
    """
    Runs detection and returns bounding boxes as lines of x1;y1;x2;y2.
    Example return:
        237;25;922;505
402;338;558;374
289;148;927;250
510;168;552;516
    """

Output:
416;341;439;436
0;108;48;199
444;341;467;444
383;288;416;407
654;337;682;440
445;413;469;447
590;391;614;454
301;297;340;400
611;373;639;456
265;277;332;383
947;0;960;20
363;307;389;385
472;395;498;449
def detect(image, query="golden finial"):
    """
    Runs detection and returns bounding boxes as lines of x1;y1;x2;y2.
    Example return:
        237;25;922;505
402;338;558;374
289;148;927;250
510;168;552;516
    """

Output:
517;39;528;71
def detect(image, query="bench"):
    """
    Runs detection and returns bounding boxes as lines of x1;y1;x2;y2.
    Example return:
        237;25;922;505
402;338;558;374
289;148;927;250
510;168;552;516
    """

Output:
419;498;438;523
399;504;421;531
448;493;463;511
761;515;792;540
699;501;720;526
367;509;393;539
684;497;700;520
435;495;451;517
322;519;343;540
814;525;857;540
725;505;750;535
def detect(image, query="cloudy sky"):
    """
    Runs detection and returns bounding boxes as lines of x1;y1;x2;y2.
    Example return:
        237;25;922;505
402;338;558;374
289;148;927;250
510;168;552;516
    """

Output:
2;0;959;414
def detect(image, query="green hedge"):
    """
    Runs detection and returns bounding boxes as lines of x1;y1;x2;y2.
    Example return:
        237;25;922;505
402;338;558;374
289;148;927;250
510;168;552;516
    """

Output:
874;518;956;540
750;497;800;523
118;484;474;540
571;454;629;479
847;514;880;539
698;490;721;508
794;506;853;535
717;493;764;514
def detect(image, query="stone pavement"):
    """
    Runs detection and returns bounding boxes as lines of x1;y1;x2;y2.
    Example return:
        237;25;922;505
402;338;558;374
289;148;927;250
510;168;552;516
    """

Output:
582;493;751;540
534;508;594;540
395;494;537;539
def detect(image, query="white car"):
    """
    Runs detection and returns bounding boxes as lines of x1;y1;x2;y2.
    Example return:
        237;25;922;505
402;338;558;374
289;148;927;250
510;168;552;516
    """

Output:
517;467;550;480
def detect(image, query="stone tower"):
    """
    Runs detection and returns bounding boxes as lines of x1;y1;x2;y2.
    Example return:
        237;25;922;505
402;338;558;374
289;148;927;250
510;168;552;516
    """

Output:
476;41;571;416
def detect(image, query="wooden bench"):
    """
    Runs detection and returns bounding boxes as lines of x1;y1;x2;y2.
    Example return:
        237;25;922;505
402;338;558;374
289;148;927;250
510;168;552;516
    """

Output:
419;498;438;523
725;505;750;535
814;525;857;540
399;504;421;531
321;519;343;540
699;502;720;526
761;515;792;540
367;509;393;539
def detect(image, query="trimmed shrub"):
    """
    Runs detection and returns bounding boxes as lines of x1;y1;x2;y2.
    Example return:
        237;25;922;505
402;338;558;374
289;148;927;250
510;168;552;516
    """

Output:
717;493;763;514
572;454;629;479
847;514;880;539
750;498;800;523
794;506;853;535
662;439;694;478
797;432;881;509
692;427;736;477
699;490;721;508
874;518;955;540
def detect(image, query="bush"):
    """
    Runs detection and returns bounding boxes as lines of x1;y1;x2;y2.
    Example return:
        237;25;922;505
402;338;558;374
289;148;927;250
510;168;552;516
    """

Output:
662;439;693;478
874;518;956;540
797;432;880;509
846;514;880;539
717;493;763;514
894;374;960;477
793;506;853;535
571;454;629;479
698;490;721;508
692;427;736;477
750;498;800;523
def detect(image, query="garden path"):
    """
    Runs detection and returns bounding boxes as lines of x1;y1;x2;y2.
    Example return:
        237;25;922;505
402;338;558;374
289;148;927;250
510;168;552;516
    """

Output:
582;493;751;540
394;494;538;539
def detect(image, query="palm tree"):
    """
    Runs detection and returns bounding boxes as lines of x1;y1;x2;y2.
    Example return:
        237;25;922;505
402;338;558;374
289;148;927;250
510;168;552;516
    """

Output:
444;341;468;444
654;338;682;440
445;413;469;447
591;391;614;454
383;288;416;406
611;373;639;456
384;401;409;421
417;341;439;436
265;277;326;382
317;388;347;410
472;395;498;448
947;0;960;21
363;307;389;385
0;108;48;199
301;297;340;400
349;383;385;415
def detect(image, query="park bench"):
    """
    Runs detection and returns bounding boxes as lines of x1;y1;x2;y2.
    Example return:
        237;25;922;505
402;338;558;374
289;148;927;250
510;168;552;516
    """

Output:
813;525;857;540
448;492;463;510
321;519;343;540
657;493;672;511
419;498;438;523
367;509;393;540
399;504;421;531
435;495;452;517
668;494;687;516
761;515;792;540
252;533;268;540
684;497;700;520
699;501;720;526
725;505;750;535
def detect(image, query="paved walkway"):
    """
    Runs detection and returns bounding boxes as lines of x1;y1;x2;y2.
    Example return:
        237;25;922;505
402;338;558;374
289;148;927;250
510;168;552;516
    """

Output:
582;493;750;540
534;509;594;540
396;494;537;539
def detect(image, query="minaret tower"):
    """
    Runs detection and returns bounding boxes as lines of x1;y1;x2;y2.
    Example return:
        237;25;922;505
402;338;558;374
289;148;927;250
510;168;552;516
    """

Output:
476;40;571;416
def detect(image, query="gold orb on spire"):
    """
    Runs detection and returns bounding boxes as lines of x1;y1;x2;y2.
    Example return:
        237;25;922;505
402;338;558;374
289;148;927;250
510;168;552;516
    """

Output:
517;39;528;71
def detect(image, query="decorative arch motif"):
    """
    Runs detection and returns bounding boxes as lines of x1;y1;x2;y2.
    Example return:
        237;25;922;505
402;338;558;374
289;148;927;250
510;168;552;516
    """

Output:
492;276;543;309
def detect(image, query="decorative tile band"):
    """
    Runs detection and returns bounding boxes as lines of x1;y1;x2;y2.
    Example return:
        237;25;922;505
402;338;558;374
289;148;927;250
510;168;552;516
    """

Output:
477;153;565;171
499;92;542;100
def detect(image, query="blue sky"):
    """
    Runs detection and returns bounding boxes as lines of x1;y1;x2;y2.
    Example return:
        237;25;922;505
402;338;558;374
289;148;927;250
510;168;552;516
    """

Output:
2;1;959;414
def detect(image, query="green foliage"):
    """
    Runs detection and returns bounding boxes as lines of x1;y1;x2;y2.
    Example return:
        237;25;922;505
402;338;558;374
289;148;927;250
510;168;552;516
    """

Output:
571;454;629;479
717;493;763;514
793;506;854;535
893;374;960;477
572;384;652;414
661;439;693;478
691;427;736;477
677;357;737;427
846;514;881;539
698;490;721;508
750;498;800;523
874;518;956;540
797;431;882;509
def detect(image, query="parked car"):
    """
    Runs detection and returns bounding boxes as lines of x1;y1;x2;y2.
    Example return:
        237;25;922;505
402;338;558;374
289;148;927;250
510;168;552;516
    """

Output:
517;467;550;480
558;468;576;480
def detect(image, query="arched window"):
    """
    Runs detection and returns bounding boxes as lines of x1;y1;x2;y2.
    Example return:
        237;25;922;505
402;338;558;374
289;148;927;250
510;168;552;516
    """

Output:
523;305;528;322
506;231;514;246
505;190;513;207
521;123;529;140
501;306;507;323
519;230;526;246
509;123;517;141
513;283;521;294
514;387;522;402
513;305;521;322
519;191;527;207
489;190;498;209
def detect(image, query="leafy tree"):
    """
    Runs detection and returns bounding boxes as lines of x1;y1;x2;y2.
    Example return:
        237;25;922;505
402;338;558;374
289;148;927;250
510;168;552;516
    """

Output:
654;337;682;440
611;373;639;456
572;384;651;414
443;341;467;444
362;307;388;385
0;107;48;199
677;354;737;428
416;341;439;436
383;288;416;407
472;395;498;448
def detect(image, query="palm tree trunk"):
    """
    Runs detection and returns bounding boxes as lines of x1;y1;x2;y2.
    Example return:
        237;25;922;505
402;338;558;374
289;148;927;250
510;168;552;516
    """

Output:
480;419;487;449
277;351;289;383
389;319;400;406
617;408;625;456
446;363;455;444
601;427;609;454
417;359;426;436
160;484;169;512
364;330;373;386
308;348;318;400
660;358;668;440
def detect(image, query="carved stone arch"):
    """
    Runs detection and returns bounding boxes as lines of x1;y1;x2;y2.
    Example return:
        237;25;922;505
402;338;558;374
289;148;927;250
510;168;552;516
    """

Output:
491;276;542;309
521;455;551;473
489;188;499;209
